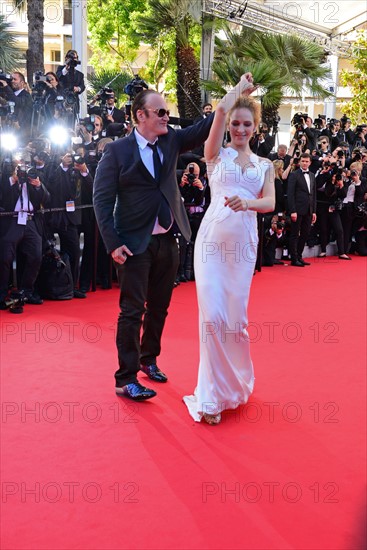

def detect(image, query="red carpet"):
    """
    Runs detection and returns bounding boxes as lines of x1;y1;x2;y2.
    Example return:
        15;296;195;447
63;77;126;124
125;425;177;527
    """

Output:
1;256;366;550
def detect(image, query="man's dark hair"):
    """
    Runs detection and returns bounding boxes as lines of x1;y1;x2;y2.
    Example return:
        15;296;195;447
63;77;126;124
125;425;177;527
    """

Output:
131;89;158;124
65;49;78;59
202;103;212;110
13;71;26;84
300;153;311;160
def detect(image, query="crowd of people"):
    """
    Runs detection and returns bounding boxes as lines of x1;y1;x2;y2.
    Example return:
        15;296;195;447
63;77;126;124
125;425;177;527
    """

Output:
0;61;366;313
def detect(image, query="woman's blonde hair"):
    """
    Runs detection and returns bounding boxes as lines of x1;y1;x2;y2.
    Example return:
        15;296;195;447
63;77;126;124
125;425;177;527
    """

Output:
273;159;284;178
226;96;261;129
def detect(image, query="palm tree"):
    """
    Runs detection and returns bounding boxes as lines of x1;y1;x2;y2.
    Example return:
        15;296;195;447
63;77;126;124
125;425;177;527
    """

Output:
0;14;22;70
136;0;202;119
12;0;44;83
88;69;132;105
204;26;332;133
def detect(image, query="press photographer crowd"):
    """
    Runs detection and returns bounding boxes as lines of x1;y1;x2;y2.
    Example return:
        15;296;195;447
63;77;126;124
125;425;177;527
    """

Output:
0;56;366;313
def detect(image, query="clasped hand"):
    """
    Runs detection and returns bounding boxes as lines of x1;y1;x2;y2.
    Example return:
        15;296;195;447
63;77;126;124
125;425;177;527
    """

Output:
224;195;249;212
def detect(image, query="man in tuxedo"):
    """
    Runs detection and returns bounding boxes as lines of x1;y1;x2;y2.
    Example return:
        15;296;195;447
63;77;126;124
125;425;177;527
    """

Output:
287;153;317;266
93;89;214;401
56;50;85;124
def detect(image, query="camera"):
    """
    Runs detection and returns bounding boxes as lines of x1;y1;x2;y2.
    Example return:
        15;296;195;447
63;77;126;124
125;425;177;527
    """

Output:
314;114;326;129
333;198;344;211
337;150;344;158
66;55;81;69
350;170;358;177
340;114;350;129
88;87;114;117
186;164;196;185
124;74;148;99
1;290;27;314
0;70;12;85
55;91;78;114
0;100;16;118
291;112;308;127
32;71;48;98
356;202;367;218
72;154;86;165
79;116;95;133
275;214;285;229
16;164;38;183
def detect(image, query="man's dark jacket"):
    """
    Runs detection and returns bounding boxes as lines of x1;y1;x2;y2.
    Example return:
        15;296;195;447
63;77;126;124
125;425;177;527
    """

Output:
93;114;214;254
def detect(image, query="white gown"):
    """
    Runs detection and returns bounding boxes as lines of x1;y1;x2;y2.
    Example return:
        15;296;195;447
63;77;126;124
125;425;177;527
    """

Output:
183;147;269;421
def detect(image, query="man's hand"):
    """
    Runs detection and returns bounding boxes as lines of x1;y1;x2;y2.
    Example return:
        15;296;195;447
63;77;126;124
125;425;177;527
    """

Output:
291;212;297;222
111;245;133;265
28;177;41;188
74;162;88;173
61;153;73;169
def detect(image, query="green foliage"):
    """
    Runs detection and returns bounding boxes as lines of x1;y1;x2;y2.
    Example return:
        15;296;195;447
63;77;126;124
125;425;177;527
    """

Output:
206;25;332;126
87;0;147;70
135;0;202;117
340;31;367;124
87;69;132;105
0;14;22;71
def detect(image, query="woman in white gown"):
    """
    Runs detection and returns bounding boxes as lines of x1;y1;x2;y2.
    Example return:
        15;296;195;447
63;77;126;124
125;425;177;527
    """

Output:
183;74;275;424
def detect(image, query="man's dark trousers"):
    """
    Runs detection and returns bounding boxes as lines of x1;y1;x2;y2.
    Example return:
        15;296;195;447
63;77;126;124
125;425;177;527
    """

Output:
114;232;179;387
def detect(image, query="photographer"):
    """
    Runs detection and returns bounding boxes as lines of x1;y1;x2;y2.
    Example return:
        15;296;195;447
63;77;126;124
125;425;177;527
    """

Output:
43;72;64;123
341;166;367;254
250;122;275;157
56;50;85;122
177;161;209;281
262;214;286;266
324;169;350;259
0;72;33;144
0;160;50;307
300;116;318;152
89;89;126;126
268;144;291;170
47;151;93;298
76;115;104;151
352;124;367;150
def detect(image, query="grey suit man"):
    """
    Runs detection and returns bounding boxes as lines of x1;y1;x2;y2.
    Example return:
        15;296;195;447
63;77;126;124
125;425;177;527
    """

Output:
93;89;213;400
287;153;317;266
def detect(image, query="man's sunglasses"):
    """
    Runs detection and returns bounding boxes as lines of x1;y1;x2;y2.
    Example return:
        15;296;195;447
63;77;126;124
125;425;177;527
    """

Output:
319;141;328;145
145;108;170;118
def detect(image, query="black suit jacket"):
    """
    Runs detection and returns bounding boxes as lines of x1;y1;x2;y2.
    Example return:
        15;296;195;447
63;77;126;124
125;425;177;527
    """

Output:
47;165;93;228
0;175;50;236
287;169;317;216
93;114;214;254
56;65;85;93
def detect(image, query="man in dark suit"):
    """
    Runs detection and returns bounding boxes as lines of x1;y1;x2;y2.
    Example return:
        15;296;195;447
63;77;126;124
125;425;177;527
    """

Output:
287;153;317;266
56;50;85;124
0;72;33;145
0;162;50;307
47;153;93;298
93;89;214;401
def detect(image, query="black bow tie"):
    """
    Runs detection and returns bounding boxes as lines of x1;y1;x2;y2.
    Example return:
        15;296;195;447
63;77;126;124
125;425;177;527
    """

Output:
302;171;309;174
